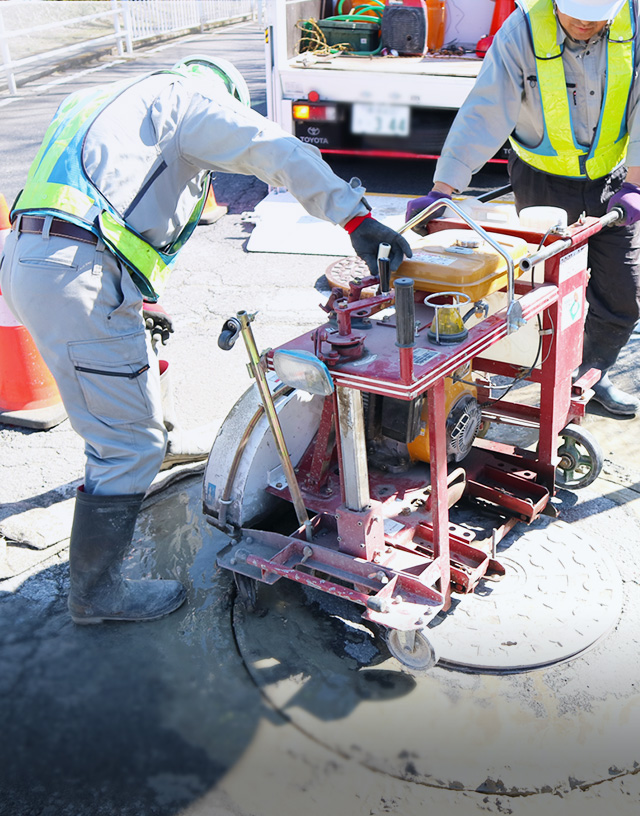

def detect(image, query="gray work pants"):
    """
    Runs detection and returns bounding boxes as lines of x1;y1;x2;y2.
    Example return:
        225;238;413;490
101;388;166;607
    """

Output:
0;220;166;495
509;155;640;371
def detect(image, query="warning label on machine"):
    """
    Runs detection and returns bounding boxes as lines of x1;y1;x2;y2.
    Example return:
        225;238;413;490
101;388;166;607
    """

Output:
559;245;588;282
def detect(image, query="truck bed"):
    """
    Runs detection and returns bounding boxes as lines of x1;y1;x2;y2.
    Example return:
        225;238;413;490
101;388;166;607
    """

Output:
270;0;500;157
289;52;484;78
280;52;483;111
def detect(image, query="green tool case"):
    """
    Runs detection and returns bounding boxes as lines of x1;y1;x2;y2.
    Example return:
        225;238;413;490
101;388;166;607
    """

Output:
317;19;380;51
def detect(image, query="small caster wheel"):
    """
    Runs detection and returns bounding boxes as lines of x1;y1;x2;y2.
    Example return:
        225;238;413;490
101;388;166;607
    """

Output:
386;628;439;671
233;573;258;613
218;317;241;351
555;423;603;489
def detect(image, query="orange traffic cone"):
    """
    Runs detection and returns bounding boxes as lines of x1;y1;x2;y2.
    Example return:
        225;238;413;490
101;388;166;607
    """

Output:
199;181;227;225
0;196;67;430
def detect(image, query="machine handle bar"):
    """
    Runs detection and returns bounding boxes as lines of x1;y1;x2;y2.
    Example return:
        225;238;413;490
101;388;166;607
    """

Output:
519;207;625;274
400;197;523;332
476;183;512;203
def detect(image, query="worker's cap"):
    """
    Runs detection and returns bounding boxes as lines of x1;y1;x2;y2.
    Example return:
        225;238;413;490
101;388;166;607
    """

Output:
172;55;251;106
554;0;625;21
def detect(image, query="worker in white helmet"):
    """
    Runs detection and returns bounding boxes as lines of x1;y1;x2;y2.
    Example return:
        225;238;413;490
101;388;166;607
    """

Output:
0;56;412;625
407;0;640;417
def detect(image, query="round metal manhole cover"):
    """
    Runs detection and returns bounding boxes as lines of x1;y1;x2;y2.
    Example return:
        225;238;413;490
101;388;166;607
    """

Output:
231;515;639;794
428;520;623;671
325;256;375;296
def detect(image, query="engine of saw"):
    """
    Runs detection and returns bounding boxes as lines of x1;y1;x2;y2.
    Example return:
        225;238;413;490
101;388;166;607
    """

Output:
363;366;479;469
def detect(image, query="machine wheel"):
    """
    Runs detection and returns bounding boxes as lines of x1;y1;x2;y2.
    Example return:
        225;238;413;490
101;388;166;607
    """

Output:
476;418;491;439
555;423;603;489
233;573;258;613
386;628;439;671
217;317;241;351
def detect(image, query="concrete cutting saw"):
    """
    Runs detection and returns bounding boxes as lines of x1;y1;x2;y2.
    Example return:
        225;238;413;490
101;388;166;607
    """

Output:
203;194;619;671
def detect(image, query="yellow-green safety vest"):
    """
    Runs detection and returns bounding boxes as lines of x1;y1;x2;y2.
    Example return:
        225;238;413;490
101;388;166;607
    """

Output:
510;0;636;179
11;73;209;301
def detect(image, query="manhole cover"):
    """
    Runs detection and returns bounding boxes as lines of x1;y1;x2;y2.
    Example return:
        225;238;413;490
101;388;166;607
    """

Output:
232;516;638;794
428;520;623;670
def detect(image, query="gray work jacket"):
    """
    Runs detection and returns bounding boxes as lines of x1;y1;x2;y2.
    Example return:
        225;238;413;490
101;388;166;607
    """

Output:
82;72;368;250
434;7;640;192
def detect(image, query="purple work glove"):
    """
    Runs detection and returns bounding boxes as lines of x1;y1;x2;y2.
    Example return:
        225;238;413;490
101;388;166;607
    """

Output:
607;182;640;226
405;190;452;236
142;301;174;345
345;214;413;275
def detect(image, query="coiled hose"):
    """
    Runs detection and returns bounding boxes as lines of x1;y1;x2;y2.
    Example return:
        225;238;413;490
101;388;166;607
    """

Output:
299;0;385;56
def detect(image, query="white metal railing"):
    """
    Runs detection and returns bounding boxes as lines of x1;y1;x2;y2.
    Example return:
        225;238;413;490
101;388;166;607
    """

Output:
0;0;258;96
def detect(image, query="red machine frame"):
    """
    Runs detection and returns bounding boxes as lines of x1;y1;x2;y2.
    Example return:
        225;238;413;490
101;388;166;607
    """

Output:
214;206;613;661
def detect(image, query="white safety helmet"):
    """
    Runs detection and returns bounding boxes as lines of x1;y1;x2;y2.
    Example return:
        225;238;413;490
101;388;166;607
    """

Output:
554;0;625;21
172;55;251;106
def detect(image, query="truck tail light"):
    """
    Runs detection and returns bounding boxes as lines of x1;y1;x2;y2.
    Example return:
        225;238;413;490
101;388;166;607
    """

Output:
292;103;338;122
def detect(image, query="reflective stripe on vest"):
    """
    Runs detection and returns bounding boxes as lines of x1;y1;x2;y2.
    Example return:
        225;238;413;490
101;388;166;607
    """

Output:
11;73;209;301
510;0;635;179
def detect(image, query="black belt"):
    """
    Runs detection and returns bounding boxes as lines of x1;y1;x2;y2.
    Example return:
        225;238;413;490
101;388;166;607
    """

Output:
17;215;98;246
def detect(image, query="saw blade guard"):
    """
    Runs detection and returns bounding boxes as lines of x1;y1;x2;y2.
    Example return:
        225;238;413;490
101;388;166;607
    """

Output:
202;378;324;531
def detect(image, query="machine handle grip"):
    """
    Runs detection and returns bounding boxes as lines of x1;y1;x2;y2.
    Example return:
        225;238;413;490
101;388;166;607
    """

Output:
377;242;391;294
603;206;625;227
476;183;512;203
394;277;416;347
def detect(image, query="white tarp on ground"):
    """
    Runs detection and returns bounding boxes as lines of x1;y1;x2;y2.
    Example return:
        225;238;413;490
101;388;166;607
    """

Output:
245;189;520;257
245;189;412;256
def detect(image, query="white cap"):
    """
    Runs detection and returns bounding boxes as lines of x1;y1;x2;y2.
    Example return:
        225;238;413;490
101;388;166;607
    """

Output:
555;0;625;21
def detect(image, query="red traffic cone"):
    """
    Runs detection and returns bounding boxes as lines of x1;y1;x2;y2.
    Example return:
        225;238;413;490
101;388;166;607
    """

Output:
199;181;227;225
0;196;67;430
476;0;516;57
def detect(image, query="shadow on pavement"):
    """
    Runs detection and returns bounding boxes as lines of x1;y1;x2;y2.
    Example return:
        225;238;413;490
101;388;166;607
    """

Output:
0;477;411;816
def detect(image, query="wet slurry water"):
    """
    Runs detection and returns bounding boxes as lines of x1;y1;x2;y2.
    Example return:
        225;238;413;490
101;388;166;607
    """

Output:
0;478;265;815
2;452;640;815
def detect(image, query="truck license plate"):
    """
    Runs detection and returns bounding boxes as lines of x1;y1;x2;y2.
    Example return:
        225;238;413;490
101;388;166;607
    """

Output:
351;103;410;136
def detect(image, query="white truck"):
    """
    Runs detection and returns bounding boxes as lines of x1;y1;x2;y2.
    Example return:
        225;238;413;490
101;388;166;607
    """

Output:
264;0;510;161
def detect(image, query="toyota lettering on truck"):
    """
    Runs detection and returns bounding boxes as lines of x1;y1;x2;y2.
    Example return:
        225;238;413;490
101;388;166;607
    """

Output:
266;0;514;160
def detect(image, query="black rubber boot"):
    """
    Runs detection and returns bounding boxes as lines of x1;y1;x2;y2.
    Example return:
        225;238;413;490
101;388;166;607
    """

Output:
591;373;639;417
579;322;639;417
68;490;186;625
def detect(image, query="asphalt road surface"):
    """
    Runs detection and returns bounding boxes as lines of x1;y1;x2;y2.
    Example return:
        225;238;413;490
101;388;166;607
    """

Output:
1;19;640;816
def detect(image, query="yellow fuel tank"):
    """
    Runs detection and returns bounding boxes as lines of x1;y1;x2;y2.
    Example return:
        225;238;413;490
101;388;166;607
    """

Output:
394;229;529;302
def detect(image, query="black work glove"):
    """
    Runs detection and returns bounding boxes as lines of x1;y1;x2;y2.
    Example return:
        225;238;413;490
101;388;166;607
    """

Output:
346;214;412;276
142;301;174;345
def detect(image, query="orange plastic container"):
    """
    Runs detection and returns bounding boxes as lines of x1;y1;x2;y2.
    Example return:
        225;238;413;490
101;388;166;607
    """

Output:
426;0;446;51
393;229;529;301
